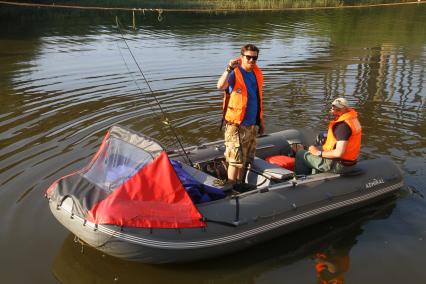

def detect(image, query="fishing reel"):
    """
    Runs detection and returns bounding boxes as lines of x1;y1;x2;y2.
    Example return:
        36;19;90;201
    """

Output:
316;131;327;146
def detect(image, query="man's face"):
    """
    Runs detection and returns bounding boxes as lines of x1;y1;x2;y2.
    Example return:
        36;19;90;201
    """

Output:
331;105;345;118
240;50;258;70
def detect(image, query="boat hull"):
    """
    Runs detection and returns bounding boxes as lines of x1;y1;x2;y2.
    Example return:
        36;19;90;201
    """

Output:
48;128;403;264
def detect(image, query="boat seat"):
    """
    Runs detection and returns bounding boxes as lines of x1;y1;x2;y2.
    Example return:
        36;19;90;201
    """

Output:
249;157;294;180
179;162;222;189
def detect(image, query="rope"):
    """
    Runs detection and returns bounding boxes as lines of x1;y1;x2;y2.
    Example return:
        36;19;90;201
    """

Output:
0;1;425;13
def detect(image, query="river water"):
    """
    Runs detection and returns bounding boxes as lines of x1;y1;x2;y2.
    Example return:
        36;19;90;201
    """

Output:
0;3;425;283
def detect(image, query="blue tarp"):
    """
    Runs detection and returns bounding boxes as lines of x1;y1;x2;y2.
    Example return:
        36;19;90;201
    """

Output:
171;160;226;204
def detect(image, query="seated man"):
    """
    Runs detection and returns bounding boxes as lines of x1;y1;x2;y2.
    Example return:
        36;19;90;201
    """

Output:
295;98;362;175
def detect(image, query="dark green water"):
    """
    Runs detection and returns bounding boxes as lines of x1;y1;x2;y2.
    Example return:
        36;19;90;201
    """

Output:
0;4;425;283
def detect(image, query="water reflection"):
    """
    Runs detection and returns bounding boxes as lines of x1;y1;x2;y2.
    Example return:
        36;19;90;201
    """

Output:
52;198;396;284
315;252;349;284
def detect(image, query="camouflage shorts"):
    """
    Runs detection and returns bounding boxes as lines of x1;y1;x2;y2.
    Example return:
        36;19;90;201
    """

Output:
224;124;257;168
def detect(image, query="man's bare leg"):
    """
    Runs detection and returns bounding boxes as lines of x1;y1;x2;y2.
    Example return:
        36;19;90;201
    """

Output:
227;165;242;183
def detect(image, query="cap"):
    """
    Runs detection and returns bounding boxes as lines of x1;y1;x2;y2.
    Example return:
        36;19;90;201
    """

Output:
332;97;349;109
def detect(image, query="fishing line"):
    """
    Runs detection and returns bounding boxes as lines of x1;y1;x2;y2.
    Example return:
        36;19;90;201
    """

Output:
114;16;193;166
115;41;171;142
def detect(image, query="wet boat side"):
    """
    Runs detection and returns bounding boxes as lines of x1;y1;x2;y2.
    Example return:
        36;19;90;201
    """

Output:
49;158;403;263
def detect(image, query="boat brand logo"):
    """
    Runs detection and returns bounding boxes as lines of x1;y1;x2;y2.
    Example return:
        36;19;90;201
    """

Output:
365;178;385;189
236;88;242;94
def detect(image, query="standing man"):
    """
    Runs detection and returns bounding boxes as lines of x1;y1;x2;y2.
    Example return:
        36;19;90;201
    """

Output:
295;97;362;175
217;44;264;185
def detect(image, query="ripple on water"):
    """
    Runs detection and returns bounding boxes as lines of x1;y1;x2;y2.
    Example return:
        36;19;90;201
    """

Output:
0;6;426;283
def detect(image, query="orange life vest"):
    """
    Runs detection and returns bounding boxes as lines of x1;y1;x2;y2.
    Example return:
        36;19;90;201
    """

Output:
322;109;362;161
223;65;263;126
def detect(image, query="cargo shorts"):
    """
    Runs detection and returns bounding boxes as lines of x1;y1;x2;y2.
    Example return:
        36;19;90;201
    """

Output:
224;124;257;168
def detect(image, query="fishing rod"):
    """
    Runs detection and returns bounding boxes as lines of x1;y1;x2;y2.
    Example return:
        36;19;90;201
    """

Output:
114;16;193;166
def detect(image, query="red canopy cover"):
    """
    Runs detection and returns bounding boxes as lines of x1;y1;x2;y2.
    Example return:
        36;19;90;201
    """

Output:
86;151;205;228
47;126;205;228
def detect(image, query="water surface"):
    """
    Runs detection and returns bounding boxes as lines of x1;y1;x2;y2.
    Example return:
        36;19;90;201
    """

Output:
0;4;425;283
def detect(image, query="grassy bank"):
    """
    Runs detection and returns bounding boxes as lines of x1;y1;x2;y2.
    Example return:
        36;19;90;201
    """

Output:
10;0;423;10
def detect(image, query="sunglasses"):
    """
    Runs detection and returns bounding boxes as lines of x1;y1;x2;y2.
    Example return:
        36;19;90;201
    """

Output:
242;54;258;61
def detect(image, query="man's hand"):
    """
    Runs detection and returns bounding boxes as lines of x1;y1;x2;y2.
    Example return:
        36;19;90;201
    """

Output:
308;141;348;159
228;57;241;70
308;145;321;156
258;125;264;136
217;57;241;90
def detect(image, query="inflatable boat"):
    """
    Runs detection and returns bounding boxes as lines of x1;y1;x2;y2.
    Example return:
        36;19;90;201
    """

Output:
46;125;403;263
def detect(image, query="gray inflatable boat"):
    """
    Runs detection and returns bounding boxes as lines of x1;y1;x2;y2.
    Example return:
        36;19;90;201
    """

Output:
46;125;403;263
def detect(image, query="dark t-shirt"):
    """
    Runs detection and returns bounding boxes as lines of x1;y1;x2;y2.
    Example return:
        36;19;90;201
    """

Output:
333;121;352;141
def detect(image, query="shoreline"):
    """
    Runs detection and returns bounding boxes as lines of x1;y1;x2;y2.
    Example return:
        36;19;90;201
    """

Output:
0;0;425;13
